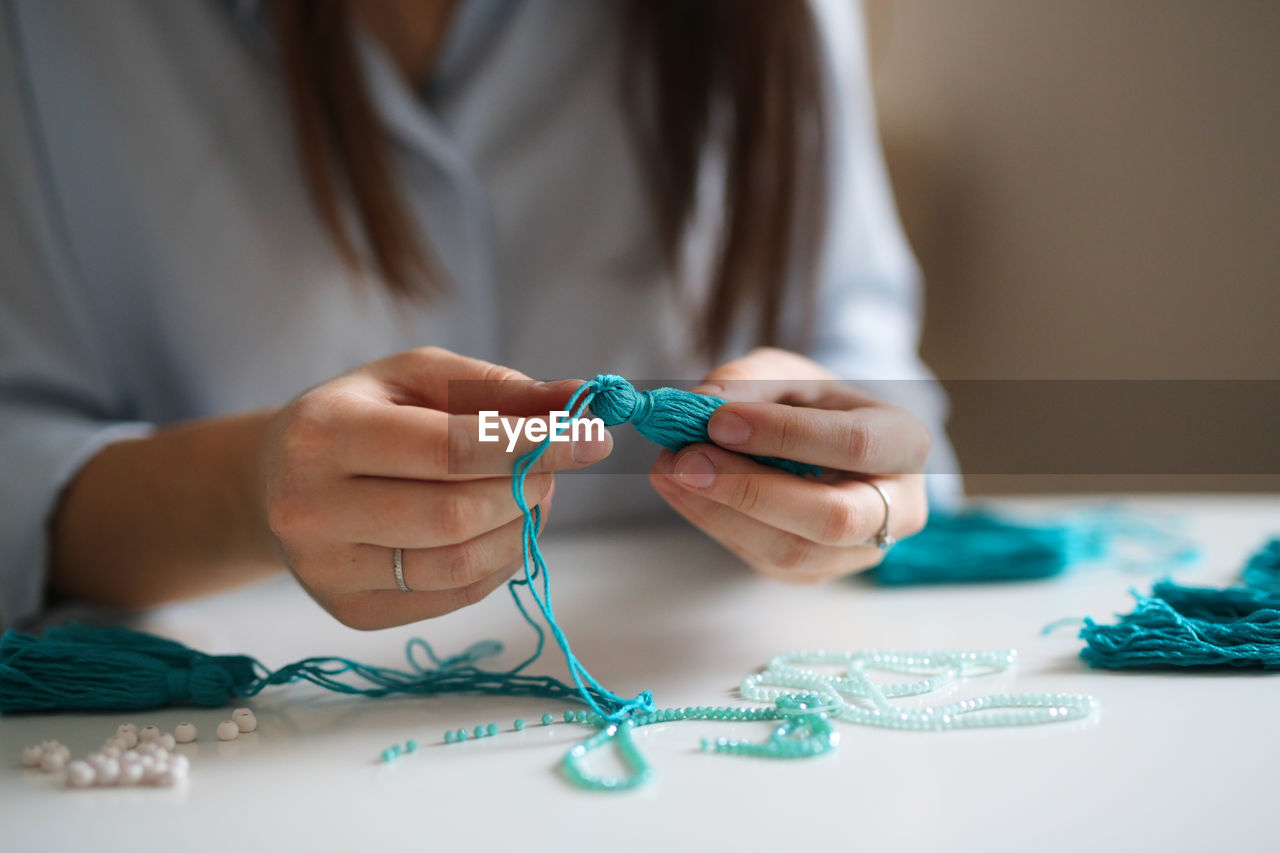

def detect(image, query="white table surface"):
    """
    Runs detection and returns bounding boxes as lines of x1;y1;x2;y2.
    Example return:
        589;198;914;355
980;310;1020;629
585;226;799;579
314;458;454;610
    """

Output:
2;494;1276;852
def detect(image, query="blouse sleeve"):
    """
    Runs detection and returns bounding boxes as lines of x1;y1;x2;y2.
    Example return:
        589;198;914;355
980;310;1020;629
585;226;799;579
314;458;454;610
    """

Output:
0;9;151;629
806;0;961;505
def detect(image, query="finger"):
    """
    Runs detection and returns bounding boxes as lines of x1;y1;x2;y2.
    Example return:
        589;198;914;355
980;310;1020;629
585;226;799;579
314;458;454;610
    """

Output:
343;501;549;593
363;347;586;414
312;473;554;549
705;402;931;474
650;464;876;583
326;557;526;630
690;347;833;402
328;404;612;480
658;445;923;546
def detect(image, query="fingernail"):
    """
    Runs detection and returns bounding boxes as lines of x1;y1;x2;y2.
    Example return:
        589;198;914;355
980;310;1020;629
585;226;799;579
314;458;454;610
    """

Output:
691;383;724;397
708;411;751;446
535;378;582;391
572;431;611;463
674;451;716;488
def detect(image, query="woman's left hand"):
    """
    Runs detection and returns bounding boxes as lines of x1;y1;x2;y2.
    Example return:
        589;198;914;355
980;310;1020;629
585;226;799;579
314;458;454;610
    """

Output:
650;348;931;583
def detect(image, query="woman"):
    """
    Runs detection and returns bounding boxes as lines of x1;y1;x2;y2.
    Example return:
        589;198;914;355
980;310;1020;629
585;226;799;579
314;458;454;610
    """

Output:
0;0;953;631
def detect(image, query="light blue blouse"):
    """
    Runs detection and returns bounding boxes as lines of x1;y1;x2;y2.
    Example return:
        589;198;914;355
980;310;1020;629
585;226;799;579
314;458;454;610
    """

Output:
0;0;956;628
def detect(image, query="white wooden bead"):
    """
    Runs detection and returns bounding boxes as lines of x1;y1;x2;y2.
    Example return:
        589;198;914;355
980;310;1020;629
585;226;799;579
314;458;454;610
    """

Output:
134;742;159;758
21;745;43;767
161;758;189;786
67;761;96;787
118;762;144;786
173;722;197;744
66;760;96;788
158;733;176;752
232;708;257;733
143;757;168;784
138;725;161;744
103;736;128;753
40;750;67;772
117;723;138;738
216;720;240;741
168;754;190;777
93;757;121;786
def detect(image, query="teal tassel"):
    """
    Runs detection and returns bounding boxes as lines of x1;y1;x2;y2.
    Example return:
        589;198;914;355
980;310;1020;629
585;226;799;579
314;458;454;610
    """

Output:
587;375;822;478
1079;581;1280;670
1079;539;1280;670
871;508;1197;585
0;626;258;711
0;626;610;714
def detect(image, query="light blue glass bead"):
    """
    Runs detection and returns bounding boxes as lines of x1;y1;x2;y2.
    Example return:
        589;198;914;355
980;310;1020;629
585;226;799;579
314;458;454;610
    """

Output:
487;723;499;737
514;718;526;731
474;726;486;739
405;739;418;753
381;748;396;763
541;713;554;726
456;729;467;742
444;730;456;744
564;710;575;723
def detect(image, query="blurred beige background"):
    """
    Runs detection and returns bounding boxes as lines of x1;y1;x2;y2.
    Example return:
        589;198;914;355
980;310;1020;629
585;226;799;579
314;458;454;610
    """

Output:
865;0;1280;493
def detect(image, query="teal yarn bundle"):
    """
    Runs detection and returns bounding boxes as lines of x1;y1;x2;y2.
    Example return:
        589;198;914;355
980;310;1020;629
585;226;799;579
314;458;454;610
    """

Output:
585;375;822;478
0;624;610;713
1079;538;1280;670
0;374;819;718
872;508;1199;585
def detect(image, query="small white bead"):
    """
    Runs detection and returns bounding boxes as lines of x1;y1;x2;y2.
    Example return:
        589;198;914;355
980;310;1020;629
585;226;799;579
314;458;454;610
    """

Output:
158;733;176;752
143;757;169;784
135;743;160;758
138;725;161;744
118;762;144;786
159;757;188;786
169;753;190;773
173;722;197;744
21;745;43;767
231;708;257;733
40;750;68;772
93;757;121;786
103;736;128;753
119;751;141;767
117;723;138;738
216;720;240;741
66;760;96;788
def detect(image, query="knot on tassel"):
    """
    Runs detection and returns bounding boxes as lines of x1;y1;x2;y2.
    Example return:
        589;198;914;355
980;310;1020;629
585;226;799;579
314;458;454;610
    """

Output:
585;374;822;478
586;375;652;427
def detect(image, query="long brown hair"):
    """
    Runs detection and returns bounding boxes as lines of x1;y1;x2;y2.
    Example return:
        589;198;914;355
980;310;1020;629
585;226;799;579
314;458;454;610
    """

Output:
271;0;827;355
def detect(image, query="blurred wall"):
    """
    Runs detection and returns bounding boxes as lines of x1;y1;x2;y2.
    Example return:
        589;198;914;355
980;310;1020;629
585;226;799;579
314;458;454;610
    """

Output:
865;0;1280;493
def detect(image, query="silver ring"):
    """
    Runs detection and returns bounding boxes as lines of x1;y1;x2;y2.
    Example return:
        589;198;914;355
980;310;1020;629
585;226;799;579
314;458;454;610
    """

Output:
864;481;895;551
393;548;411;593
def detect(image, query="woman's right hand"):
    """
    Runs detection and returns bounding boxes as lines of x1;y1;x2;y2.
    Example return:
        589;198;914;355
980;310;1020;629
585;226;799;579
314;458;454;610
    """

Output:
258;347;611;630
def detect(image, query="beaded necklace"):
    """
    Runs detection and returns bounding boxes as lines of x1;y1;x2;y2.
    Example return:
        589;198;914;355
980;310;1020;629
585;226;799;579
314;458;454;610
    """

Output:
393;647;1098;792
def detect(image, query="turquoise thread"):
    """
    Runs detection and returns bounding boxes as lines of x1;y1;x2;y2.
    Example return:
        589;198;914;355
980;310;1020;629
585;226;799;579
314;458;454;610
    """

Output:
873;507;1199;585
1080;538;1280;670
